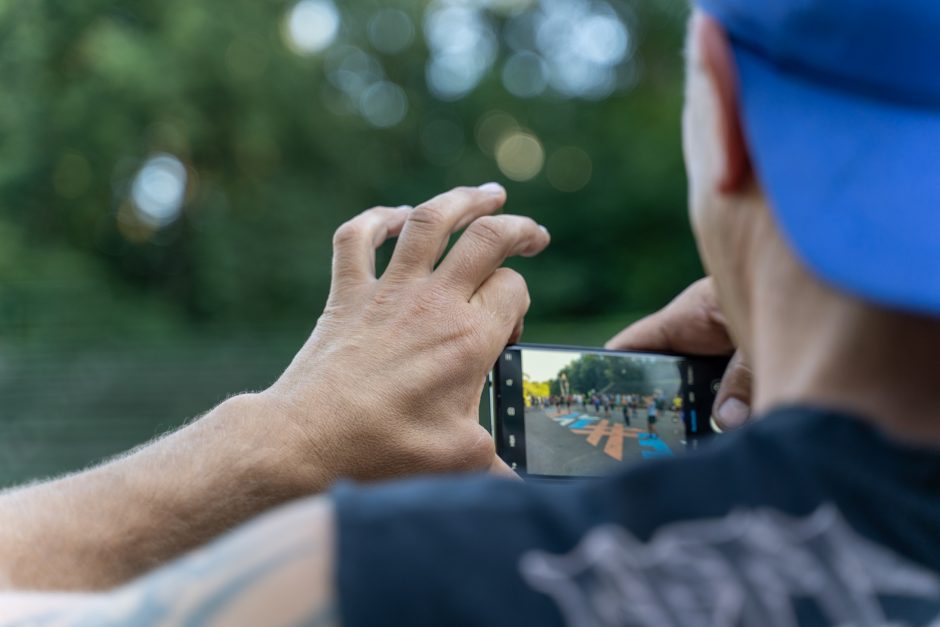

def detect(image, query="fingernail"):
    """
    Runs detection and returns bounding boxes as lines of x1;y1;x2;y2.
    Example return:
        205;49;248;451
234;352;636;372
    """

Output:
397;205;413;210
539;225;550;238
716;397;750;429
478;182;504;194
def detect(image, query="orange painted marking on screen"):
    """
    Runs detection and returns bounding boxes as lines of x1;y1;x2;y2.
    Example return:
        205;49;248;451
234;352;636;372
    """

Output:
603;423;625;460
570;423;646;461
585;420;609;446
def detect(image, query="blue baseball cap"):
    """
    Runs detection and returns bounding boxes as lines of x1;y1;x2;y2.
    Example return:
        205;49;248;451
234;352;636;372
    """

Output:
696;0;940;315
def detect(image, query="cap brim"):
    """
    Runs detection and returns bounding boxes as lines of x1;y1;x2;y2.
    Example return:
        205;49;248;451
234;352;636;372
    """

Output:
732;43;940;315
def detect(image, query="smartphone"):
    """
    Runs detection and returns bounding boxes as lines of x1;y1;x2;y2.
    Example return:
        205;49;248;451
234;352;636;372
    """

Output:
490;343;730;480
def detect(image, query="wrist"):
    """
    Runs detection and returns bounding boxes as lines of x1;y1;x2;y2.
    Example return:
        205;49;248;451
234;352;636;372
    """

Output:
218;392;336;496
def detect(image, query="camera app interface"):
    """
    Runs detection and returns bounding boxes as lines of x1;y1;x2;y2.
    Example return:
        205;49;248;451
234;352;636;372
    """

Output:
518;348;688;477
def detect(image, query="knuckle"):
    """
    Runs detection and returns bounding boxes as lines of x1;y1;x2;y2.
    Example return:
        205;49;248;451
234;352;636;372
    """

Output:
409;291;441;318
437;422;495;471
332;219;364;247
517;215;539;232
492;268;529;313
409;202;447;228
464;426;496;468
441;311;487;355
452;185;477;199
466;216;506;249
459;317;489;351
368;283;399;309
400;283;451;322
727;353;754;385
501;267;528;294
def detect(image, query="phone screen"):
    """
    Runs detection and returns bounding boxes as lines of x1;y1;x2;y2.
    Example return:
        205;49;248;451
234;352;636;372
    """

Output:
492;345;729;479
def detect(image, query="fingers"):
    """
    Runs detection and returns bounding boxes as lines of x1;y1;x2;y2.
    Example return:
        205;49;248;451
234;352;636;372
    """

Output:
331;206;412;287
436;215;550;297
712;350;753;430
471;267;531;344
605;277;751;431
386;184;508;278
605;278;734;355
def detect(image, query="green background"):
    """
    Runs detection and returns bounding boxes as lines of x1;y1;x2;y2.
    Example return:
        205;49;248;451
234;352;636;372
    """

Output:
0;0;696;487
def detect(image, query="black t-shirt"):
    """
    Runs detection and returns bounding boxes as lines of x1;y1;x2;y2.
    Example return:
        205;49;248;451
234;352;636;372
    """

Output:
334;407;940;626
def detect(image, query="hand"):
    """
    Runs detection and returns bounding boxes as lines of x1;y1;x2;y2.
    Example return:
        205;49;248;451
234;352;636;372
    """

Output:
605;278;753;430
260;184;549;484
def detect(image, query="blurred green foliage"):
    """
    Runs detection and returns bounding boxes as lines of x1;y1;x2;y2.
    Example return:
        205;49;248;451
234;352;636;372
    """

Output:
0;0;698;484
0;0;696;340
551;353;675;396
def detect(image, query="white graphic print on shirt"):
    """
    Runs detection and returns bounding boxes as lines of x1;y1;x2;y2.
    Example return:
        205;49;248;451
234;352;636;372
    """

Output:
520;505;940;627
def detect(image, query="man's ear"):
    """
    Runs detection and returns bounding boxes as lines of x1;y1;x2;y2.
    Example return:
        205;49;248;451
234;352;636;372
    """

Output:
696;14;751;193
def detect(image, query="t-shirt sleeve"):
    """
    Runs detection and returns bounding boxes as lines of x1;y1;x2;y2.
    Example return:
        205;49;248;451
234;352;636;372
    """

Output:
333;474;600;627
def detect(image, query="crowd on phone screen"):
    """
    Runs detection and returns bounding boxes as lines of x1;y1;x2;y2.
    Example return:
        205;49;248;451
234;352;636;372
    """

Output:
529;390;682;436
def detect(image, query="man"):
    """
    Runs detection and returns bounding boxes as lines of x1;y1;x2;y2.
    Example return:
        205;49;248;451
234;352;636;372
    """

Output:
4;0;940;624
646;396;658;437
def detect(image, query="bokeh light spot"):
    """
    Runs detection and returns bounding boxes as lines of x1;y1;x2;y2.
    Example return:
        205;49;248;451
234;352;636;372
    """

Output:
368;9;415;55
326;46;384;98
424;5;489;56
573;13;629;65
532;0;633;99
547;146;592;192
495;131;544;181
131;154;187;228
426;53;484;101
550;58;616;100
359;81;408;128
501;51;548;98
283;0;340;56
423;3;496;101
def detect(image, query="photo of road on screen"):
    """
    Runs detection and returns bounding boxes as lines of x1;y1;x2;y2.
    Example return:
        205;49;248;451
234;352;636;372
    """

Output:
520;348;689;477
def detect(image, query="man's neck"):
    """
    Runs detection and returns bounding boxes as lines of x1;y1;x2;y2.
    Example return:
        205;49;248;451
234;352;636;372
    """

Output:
751;276;940;446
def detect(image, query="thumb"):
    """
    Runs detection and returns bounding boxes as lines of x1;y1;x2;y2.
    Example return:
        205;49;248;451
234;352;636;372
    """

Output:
712;350;753;430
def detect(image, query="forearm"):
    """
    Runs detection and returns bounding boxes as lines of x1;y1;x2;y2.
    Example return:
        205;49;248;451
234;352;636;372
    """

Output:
0;185;544;592
1;496;337;626
0;394;327;591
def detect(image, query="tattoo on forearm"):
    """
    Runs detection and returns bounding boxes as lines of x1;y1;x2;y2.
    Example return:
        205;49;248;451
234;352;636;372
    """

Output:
181;548;309;627
4;500;338;627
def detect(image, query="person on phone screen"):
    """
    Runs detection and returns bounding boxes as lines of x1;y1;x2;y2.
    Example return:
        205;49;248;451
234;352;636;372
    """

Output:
645;398;658;437
5;0;940;625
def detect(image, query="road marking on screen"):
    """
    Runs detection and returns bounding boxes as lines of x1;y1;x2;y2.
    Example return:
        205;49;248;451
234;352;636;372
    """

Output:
637;433;673;458
603;423;625;460
570;421;649;461
569;418;600;429
543;408;676;461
